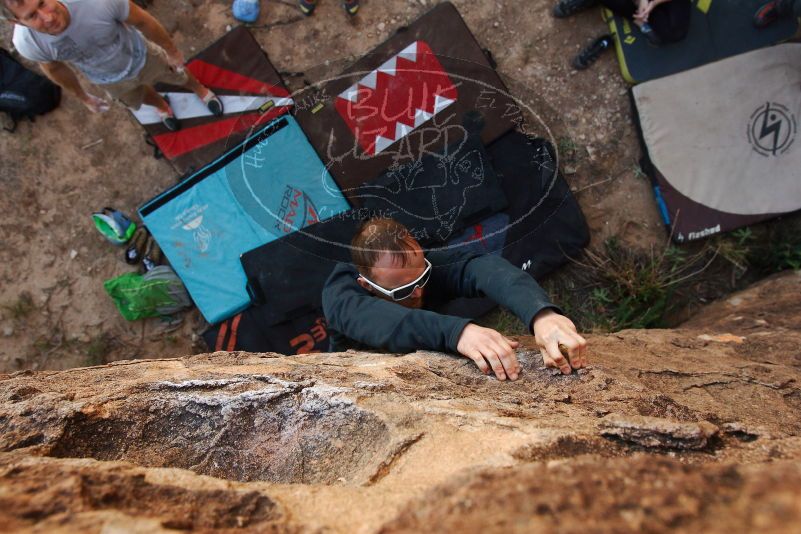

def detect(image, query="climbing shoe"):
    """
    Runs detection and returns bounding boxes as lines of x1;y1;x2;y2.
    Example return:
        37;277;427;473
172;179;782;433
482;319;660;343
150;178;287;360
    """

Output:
342;0;359;16
203;90;224;117
553;0;598;18
158;94;180;131
753;0;783;28
161;114;179;131
298;0;317;15
572;34;613;70
92;208;136;246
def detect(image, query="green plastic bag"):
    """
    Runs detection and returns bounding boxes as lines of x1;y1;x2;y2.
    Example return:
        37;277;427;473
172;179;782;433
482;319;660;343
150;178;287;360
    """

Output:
104;266;192;321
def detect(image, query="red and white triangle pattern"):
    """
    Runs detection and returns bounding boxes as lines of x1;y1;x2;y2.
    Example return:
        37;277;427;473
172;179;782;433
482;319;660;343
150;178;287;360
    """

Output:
335;41;458;156
130;59;293;160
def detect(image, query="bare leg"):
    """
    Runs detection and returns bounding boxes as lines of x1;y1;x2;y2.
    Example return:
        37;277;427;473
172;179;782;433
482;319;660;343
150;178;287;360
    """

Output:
180;69;222;115
142;85;171;113
181;70;211;100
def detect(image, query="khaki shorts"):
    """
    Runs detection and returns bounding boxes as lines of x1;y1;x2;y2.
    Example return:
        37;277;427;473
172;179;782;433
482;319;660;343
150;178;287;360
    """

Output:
101;42;189;109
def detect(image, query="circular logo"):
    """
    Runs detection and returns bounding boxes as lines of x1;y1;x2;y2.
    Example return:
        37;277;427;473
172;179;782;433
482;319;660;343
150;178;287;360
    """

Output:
747;102;797;157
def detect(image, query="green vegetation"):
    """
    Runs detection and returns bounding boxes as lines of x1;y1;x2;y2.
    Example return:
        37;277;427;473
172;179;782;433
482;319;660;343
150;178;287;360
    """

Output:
631;163;649;181
556;136;580;162
85;333;115;366
32;335;57;353
477;307;528;336
484;216;801;336
549;237;716;332
737;223;801;273
2;291;35;320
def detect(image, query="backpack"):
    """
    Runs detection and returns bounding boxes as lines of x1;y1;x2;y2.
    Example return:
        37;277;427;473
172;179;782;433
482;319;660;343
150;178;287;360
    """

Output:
104;266;192;321
0;47;61;132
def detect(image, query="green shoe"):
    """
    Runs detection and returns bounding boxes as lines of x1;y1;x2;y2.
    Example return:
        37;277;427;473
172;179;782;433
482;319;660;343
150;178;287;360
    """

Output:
92;208;136;246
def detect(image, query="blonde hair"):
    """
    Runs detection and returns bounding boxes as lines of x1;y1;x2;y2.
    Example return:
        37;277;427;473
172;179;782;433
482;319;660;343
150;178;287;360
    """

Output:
350;218;418;276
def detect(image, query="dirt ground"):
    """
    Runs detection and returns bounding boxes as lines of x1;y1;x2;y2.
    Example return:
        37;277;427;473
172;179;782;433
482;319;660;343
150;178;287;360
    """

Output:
0;0;664;372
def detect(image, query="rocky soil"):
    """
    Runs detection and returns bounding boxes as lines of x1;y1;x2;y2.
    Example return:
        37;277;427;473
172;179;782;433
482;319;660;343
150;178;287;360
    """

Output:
0;0;657;372
1;270;800;532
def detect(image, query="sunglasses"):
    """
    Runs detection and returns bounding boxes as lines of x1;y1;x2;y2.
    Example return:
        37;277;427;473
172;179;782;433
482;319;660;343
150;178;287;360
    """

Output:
359;258;432;301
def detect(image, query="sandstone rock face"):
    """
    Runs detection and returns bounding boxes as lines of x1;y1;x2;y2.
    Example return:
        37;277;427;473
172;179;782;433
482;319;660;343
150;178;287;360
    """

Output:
1;271;801;533
598;413;719;449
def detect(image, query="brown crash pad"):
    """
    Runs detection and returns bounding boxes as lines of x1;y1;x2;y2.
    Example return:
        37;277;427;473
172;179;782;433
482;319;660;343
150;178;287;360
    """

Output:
294;2;519;205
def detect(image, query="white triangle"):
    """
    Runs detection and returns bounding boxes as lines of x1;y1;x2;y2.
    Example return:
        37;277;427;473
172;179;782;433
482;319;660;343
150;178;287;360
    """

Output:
360;70;378;90
338;84;361;103
130;93;293;125
433;94;455;113
395;121;414;140
272;97;294;107
413;108;433;127
378;56;397;76
398;42;418;63
374;135;395;154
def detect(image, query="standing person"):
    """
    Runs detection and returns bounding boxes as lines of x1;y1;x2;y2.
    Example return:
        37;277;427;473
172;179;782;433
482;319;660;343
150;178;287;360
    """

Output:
2;0;224;131
552;0;691;70
322;218;588;381
298;0;360;17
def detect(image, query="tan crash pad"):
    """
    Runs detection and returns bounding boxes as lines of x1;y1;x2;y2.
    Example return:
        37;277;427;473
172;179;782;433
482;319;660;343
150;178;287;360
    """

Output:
634;43;801;220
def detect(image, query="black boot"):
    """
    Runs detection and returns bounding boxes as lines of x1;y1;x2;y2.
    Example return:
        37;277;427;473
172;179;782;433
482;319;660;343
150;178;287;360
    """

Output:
553;0;599;18
572;34;613;70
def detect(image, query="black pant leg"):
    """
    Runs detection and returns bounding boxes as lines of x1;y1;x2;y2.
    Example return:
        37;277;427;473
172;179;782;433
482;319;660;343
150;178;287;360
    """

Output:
598;0;637;19
787;0;801;18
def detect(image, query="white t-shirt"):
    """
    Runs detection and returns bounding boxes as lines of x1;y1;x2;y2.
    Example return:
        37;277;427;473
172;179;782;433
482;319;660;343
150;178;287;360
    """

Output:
12;0;146;84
